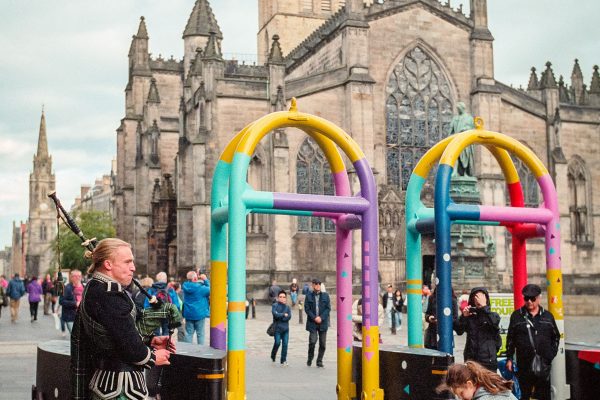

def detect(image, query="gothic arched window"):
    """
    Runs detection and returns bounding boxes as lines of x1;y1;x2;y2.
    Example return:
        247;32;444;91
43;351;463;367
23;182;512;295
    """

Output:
247;147;267;234
386;46;453;190
296;137;335;233
568;157;593;244
508;156;539;207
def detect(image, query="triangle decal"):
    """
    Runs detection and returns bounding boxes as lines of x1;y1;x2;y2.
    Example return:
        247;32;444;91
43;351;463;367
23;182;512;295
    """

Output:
364;351;374;361
404;385;410;395
344;253;349;258
340;297;345;302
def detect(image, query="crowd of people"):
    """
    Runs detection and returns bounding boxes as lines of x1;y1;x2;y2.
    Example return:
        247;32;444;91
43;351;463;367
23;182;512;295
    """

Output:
267;278;558;400
2;241;560;400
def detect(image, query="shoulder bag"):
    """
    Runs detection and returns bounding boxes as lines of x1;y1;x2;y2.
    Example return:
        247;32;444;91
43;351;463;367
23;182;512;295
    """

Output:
524;314;551;379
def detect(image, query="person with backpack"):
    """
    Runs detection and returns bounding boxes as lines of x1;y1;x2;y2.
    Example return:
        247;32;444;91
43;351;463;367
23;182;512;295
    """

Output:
144;271;181;336
182;270;210;345
6;273;26;323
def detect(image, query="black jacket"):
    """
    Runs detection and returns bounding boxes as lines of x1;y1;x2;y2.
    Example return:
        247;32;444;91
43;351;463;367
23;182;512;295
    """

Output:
304;290;331;332
506;305;560;371
454;287;502;371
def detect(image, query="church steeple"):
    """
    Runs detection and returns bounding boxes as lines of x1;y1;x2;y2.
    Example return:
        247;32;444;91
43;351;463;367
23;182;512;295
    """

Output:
36;108;49;160
27;108;56;277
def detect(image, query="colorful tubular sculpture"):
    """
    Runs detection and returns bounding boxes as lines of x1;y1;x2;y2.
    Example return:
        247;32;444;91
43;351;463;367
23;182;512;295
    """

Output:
405;119;568;399
210;99;384;400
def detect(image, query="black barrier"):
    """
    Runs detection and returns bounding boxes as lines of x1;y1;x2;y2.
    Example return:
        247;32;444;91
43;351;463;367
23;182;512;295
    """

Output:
352;343;454;400
159;342;226;399
33;340;226;400
34;340;70;400
565;342;600;400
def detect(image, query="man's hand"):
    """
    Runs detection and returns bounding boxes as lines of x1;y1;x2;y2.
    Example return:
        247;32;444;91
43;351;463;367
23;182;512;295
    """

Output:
152;336;176;353
199;273;207;281
474;292;487;308
155;349;171;366
284;313;288;317
462;307;473;317
315;316;322;324
506;359;513;372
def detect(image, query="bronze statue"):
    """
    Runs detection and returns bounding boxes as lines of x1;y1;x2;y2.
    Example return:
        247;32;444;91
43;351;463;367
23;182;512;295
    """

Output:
449;102;475;177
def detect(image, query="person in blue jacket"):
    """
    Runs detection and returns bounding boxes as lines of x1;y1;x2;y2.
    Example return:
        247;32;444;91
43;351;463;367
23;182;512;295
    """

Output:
304;278;331;367
271;290;292;366
7;273;26;323
182;270;210;345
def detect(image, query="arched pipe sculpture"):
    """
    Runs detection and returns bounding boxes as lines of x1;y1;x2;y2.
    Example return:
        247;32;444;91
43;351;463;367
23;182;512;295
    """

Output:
210;99;383;400
405;120;567;399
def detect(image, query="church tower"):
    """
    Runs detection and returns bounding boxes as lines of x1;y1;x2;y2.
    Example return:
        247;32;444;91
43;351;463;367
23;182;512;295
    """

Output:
26;109;56;277
257;0;349;64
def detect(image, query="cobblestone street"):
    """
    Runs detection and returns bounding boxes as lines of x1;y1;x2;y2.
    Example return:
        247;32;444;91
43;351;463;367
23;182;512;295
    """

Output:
0;300;599;399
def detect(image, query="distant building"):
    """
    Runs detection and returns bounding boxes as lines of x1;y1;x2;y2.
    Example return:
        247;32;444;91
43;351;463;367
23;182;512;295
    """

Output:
0;246;11;277
25;110;57;278
72;174;114;215
10;222;27;278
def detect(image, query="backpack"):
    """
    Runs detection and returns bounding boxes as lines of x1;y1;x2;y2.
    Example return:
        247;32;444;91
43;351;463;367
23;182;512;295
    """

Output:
155;288;172;305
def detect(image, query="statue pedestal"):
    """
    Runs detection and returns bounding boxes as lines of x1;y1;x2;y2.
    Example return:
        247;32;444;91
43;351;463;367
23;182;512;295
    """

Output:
448;175;500;290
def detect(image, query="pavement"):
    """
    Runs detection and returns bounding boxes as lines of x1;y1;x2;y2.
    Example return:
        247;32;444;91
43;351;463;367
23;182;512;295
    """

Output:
0;299;599;399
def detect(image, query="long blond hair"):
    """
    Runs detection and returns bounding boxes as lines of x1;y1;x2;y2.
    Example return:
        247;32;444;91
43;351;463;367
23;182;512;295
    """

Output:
85;238;131;274
437;361;513;394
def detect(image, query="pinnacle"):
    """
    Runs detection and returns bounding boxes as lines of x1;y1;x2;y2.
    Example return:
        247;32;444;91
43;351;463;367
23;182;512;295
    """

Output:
36;109;49;159
183;0;222;39
137;16;149;39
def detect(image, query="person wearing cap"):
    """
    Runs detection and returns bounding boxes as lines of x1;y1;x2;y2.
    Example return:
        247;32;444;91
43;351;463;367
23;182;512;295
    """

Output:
304;278;331;368
381;284;395;330
506;284;560;400
454;287;502;371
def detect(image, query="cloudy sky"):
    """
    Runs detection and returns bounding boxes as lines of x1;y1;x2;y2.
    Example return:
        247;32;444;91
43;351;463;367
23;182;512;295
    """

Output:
0;0;598;248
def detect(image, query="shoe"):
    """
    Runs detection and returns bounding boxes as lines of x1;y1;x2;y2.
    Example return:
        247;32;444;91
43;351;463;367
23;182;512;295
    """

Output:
31;316;34;323
306;360;311;367
316;362;324;368
281;362;289;367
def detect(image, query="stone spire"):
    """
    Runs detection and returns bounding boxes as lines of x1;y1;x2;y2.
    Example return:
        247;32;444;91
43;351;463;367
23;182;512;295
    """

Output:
558;75;570;103
571;58;584;103
190;48;204;76
267;35;285;65
147;78;161;103
589;65;600;94
136;16;149;39
527;67;539;90
540;61;557;89
183;0;222;39
35;108;49;160
203;31;222;60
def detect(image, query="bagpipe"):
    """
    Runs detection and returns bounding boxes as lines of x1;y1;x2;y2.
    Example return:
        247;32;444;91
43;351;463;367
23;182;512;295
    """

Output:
47;191;182;341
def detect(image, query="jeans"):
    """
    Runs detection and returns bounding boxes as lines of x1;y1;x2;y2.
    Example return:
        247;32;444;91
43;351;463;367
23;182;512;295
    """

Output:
184;319;206;345
391;309;402;329
307;329;327;365
290;292;298;306
271;330;289;363
385;306;393;328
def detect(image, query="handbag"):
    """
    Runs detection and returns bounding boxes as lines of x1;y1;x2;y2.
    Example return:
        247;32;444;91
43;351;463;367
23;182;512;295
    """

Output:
266;322;275;337
524;315;551;379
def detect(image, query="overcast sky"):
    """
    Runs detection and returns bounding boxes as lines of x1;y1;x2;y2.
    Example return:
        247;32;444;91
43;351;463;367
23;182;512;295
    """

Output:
0;0;598;249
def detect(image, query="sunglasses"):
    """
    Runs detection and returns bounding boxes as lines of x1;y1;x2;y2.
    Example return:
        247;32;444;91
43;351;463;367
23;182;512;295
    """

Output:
524;296;538;302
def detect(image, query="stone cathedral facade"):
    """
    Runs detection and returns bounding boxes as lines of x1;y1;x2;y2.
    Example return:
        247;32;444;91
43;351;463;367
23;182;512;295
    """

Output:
114;0;600;307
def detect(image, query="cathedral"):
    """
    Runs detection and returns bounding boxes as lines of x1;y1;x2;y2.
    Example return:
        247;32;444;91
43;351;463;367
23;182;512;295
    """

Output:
114;0;600;307
19;110;57;278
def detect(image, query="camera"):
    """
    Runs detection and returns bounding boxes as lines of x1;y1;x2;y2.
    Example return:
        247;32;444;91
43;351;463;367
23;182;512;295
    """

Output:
468;306;477;314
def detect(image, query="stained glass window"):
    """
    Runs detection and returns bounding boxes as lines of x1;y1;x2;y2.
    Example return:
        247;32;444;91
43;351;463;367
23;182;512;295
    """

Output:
386;47;453;190
296;137;335;233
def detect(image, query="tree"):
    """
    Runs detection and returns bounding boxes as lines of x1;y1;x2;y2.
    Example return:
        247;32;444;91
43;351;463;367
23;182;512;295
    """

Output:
50;210;116;272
